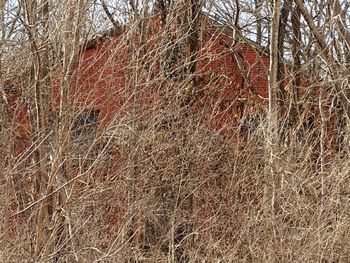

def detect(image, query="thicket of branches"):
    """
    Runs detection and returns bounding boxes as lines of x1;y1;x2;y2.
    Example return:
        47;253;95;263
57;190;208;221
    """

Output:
0;0;349;262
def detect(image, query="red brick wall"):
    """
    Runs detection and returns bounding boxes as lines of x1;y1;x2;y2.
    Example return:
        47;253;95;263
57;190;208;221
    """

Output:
9;22;270;157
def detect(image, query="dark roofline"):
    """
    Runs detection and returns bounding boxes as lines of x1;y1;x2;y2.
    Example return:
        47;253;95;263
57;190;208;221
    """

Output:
82;25;125;51
203;12;269;56
80;12;269;56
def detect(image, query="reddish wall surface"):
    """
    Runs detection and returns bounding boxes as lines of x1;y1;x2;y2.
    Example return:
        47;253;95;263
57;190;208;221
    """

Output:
7;22;271;161
7;20;344;243
64;26;270;132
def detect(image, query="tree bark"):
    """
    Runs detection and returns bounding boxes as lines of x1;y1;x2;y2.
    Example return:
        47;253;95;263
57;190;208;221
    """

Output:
267;0;282;259
290;3;301;127
277;0;292;109
254;0;263;45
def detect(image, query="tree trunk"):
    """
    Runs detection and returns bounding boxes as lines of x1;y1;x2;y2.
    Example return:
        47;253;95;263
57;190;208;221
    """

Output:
254;0;263;45
266;0;282;260
290;3;301;128
277;0;292;109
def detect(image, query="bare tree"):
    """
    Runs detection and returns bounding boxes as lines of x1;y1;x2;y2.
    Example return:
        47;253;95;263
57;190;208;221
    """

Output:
1;1;350;262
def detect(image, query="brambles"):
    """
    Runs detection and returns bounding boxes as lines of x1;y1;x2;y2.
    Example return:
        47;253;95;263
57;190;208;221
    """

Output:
1;0;349;262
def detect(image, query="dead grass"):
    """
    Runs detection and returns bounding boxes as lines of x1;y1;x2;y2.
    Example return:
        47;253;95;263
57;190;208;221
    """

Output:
2;110;350;263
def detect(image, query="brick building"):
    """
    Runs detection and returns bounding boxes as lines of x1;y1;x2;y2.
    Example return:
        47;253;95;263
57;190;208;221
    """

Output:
57;16;270;138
